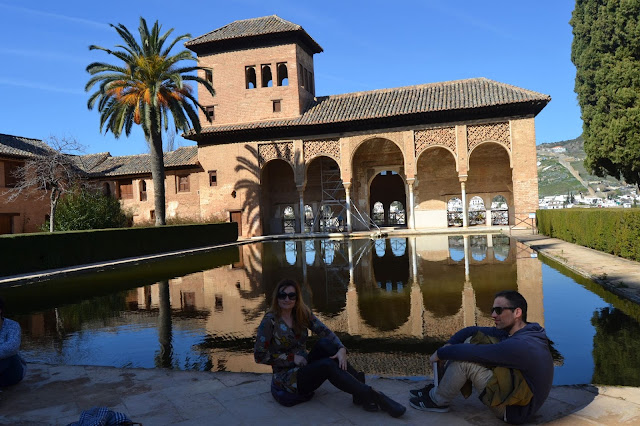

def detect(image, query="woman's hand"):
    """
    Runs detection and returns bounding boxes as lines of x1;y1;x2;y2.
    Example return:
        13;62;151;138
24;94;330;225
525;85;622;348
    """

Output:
294;354;307;367
330;347;347;370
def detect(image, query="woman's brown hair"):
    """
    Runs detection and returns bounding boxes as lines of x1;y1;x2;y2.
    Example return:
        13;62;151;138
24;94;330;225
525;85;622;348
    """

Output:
269;279;311;334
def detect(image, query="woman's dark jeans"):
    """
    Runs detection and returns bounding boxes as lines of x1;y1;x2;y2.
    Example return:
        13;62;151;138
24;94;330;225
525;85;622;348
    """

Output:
0;355;24;387
296;338;370;399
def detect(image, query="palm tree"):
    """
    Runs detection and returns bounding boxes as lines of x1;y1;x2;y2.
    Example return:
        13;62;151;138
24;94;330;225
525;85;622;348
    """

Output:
86;17;214;225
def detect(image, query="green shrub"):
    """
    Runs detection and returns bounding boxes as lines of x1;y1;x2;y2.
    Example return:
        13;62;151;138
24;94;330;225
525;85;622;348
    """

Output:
537;209;640;262
0;222;238;277
45;187;130;231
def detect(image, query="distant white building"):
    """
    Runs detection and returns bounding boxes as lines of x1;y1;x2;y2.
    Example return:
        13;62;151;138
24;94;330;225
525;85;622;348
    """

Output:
551;146;567;153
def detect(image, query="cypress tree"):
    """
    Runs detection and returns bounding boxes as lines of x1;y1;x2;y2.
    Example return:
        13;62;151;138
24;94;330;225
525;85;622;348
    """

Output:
571;0;640;187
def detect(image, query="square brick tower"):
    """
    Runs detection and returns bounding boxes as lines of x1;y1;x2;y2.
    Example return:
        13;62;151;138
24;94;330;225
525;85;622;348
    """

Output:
185;15;323;126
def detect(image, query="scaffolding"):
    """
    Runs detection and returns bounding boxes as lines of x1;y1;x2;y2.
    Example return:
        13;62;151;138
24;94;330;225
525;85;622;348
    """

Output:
307;158;380;234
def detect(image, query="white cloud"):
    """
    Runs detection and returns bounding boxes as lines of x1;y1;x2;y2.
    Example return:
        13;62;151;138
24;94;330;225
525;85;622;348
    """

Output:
0;3;110;30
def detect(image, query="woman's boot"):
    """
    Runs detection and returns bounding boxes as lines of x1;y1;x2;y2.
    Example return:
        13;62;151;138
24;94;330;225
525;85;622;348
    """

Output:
372;389;406;418
352;372;378;411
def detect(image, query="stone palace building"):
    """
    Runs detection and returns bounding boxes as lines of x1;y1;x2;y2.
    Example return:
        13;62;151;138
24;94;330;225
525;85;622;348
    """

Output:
1;15;550;236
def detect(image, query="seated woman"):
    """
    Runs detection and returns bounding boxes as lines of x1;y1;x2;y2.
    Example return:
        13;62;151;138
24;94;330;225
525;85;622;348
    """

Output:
0;298;27;388
254;279;405;417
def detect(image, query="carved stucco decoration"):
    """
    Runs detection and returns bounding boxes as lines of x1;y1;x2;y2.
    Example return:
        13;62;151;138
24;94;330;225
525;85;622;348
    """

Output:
414;127;457;157
303;139;340;163
467;122;511;152
258;142;295;166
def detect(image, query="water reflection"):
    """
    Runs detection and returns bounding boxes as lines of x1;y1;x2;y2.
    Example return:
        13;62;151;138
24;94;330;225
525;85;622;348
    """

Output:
6;234;640;385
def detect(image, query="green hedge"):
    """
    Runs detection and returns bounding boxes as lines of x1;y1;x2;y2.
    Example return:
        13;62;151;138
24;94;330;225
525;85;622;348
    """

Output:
0;222;238;277
537;209;640;262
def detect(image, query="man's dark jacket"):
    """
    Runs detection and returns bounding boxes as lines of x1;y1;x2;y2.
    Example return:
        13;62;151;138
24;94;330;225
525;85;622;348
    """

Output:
437;323;554;424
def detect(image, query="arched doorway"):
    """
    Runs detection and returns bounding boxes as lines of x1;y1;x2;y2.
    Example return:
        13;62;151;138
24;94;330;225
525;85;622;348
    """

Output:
304;156;345;232
369;171;407;227
467;143;513;223
491;195;509;225
351;138;405;230
415;147;459;228
260;159;297;235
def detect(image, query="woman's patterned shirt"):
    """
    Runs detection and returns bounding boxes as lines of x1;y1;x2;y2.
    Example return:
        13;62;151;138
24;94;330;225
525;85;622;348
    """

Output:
254;311;344;393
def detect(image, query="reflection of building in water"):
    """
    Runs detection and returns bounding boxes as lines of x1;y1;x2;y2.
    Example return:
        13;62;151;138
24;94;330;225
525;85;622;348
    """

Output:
125;234;543;375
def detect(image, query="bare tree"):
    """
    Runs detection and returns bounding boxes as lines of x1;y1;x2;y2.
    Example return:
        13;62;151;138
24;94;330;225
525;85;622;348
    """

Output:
4;136;85;232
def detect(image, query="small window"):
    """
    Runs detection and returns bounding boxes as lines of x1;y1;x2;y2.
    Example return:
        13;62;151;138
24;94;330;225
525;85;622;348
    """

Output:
177;175;190;192
205;106;215;122
204;68;213;85
3;161;22;188
118;179;133;199
261;64;273;87
150;210;155;220
273;100;281;113
298;64;304;88
245;66;256;89
209;170;217;187
310;71;315;95
139;180;147;201
277;62;288;86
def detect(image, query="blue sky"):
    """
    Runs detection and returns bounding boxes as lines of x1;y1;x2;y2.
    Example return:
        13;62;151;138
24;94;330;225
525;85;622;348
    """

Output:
0;0;581;156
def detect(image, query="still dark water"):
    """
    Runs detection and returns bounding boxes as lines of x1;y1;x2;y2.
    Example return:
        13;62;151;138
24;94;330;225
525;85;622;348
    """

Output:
3;234;640;386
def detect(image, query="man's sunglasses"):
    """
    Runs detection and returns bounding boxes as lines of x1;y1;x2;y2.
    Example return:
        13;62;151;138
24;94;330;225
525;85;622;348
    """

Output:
277;292;297;301
491;306;516;315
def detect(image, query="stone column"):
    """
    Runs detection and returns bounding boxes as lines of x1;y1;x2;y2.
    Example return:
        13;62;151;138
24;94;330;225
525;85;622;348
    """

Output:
463;235;470;280
297;186;305;233
344;182;352;232
407;178;416;229
460;179;468;228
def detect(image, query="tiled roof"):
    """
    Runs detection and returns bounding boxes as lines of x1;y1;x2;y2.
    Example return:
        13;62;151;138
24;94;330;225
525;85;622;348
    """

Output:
193;78;550;136
0;133;56;159
70;152;111;173
89;146;200;177
186;15;322;53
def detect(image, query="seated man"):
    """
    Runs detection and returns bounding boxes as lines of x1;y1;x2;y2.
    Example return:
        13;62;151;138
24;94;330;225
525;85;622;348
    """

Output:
0;298;27;387
409;290;553;424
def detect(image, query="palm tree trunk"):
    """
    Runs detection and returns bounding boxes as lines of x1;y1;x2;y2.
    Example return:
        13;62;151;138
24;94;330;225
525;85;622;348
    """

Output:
148;130;166;226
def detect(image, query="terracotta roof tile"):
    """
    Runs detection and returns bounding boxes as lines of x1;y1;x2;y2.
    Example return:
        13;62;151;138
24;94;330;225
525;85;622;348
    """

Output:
195;78;550;136
0;133;55;159
186;15;322;53
89;146;199;177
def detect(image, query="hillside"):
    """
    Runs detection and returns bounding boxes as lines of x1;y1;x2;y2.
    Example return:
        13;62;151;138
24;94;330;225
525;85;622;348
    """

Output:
536;136;634;197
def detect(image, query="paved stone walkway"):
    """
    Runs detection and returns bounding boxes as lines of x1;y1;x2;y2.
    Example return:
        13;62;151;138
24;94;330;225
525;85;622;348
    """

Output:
2;363;640;425
512;230;640;305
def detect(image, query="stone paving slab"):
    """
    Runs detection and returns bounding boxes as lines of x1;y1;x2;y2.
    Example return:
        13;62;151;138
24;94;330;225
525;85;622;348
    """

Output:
1;364;639;425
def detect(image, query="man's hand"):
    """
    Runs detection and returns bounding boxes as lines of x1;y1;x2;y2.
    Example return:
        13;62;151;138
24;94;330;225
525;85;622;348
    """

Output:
330;347;347;370
430;343;450;363
294;354;307;367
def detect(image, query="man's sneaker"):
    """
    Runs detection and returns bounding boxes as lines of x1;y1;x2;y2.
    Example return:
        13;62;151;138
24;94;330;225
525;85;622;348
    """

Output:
409;383;434;398
409;393;450;413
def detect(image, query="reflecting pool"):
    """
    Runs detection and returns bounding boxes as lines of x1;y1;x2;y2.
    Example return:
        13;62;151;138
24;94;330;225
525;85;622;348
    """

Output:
3;234;640;386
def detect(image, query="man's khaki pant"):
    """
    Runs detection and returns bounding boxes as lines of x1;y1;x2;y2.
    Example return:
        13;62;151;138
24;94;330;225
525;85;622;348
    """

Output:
429;360;506;420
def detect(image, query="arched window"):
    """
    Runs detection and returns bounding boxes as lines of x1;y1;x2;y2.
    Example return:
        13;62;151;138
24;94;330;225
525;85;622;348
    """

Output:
139;180;147;201
284;241;297;265
491;195;509;225
277;62;288;86
470;235;487;261
245;66;256;89
448;236;464;261
283;205;295;234
372;201;384;225
390;238;406;256
261;64;272;87
305;240;315;265
447;197;462;227
389;201;405;225
304;204;313;233
374;239;386;257
468;196;486;226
